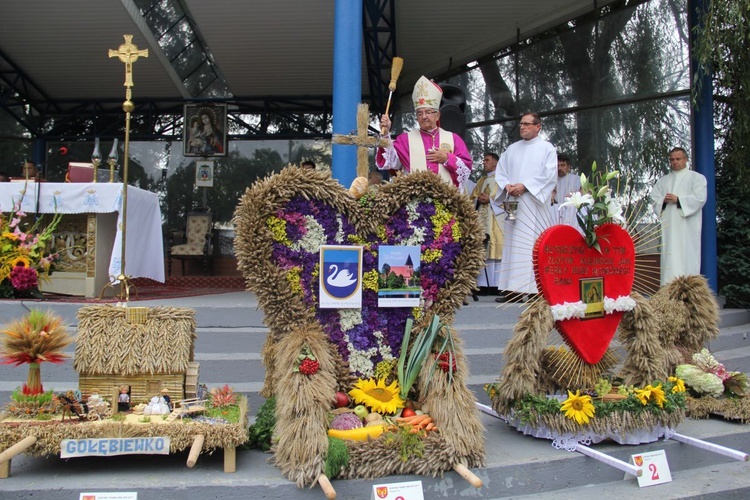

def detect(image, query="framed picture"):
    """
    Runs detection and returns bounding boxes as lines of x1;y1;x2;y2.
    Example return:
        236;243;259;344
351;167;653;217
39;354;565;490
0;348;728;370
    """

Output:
580;277;604;319
195;160;214;187
183;103;228;157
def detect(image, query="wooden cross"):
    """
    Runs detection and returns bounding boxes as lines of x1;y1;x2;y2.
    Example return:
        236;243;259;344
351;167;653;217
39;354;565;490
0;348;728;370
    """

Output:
108;35;149;89
332;103;391;178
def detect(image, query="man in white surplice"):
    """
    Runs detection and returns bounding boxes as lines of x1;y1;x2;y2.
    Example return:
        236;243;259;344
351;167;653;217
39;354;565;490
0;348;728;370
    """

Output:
650;147;707;286
551;153;582;227
494;113;557;299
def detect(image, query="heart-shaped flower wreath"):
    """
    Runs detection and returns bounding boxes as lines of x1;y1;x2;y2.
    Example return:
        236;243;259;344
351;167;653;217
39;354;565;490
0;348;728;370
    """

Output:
234;168;486;486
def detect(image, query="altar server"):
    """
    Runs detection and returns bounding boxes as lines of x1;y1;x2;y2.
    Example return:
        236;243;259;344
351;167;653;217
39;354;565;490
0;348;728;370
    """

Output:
494;112;557;299
650;147;707;286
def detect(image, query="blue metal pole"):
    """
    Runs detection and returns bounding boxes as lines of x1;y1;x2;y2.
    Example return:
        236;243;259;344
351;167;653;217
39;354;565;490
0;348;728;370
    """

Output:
331;0;362;187
690;0;717;293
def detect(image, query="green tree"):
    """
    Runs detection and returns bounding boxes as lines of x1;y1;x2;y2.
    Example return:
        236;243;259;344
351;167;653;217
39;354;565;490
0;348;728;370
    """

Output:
694;0;750;307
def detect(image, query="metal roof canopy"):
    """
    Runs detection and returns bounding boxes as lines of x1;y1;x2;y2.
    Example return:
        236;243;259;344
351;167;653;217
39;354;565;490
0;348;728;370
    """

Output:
0;0;615;139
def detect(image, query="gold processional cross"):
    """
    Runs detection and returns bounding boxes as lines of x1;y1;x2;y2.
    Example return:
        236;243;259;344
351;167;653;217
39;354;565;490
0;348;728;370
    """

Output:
101;35;148;301
332;103;390;178
108;35;149;93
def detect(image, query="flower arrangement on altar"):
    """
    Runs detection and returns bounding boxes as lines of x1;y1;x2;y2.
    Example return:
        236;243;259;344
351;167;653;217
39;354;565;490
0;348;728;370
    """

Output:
560;161;625;250
0;201;61;298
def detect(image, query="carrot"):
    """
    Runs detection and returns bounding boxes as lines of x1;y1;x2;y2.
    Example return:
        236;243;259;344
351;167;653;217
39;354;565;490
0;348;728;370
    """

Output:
404;414;431;426
408;427;423;434
416;417;433;428
395;414;423;424
424;422;435;431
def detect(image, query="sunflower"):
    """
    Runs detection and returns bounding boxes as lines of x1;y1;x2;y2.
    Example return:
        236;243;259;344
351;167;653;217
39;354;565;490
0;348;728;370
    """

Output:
560;390;595;425
635;386;652;405
10;256;31;268
668;376;686;393
635;383;666;407
649;384;666;407
348;378;404;414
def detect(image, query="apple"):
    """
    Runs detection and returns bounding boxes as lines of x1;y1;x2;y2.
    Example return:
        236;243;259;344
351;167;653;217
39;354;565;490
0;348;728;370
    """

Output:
333;391;350;408
353;405;369;419
401;407;416;418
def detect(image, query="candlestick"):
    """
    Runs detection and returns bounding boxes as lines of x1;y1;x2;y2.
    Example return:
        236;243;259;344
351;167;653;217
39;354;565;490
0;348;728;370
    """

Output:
107;138;119;183
91;138;102;183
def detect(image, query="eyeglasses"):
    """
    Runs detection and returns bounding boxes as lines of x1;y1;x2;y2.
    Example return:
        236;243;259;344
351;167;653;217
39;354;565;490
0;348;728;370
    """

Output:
519;122;539;127
416;110;438;117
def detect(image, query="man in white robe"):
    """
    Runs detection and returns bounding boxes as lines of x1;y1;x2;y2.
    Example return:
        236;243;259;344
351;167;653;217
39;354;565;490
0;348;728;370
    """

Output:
650;147;707;286
469;152;504;293
551;153;582;227
494;113;557;298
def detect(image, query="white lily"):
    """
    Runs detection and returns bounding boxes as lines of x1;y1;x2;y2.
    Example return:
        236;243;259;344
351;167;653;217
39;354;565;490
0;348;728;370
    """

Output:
605;197;626;224
561;191;594;209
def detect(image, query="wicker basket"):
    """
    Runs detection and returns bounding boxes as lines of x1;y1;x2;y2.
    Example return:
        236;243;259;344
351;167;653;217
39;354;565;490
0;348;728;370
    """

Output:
601;390;628;402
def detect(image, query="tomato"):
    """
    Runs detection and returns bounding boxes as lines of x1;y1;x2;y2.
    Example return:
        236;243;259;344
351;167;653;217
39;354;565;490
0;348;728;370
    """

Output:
401;407;416;418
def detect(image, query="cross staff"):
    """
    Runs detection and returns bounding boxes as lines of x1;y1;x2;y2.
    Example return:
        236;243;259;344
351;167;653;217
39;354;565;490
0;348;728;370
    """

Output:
332;103;390;178
108;35;149;89
101;35;148;301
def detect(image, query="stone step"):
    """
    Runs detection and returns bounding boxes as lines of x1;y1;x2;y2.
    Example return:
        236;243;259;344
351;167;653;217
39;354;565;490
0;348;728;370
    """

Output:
1;413;749;499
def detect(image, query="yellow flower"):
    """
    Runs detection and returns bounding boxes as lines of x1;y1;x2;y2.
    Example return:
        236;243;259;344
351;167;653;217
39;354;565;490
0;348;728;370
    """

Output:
560;390;595;425
450;220;461;240
349;378;404;414
374;360;396;380
635;384;666;407
649;384;666;408
411;307;423;321
422;248;442;263
362;269;379;291
3;232;20;241
11;256;31;268
668;376;686;393
286;267;302;294
430;202;451;237
266;216;290;245
635;386;651;405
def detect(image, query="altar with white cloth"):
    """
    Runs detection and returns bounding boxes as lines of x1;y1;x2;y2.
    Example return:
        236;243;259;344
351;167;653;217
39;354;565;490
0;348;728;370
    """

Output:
0;182;165;297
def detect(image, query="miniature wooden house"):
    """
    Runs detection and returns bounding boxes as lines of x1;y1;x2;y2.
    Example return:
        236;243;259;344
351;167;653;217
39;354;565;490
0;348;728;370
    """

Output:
74;305;198;404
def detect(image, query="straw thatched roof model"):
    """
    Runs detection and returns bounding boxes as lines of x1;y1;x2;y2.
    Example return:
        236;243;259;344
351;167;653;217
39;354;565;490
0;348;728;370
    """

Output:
74;306;196;376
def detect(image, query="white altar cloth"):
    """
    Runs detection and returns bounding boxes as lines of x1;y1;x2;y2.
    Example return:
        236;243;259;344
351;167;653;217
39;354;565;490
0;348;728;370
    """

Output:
0;182;165;283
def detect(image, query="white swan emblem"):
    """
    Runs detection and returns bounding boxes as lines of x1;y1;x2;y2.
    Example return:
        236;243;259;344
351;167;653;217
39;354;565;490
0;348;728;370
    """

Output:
327;264;357;287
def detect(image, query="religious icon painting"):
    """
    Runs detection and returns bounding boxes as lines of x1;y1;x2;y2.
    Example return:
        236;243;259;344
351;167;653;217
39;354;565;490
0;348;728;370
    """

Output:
183;103;228;157
319;245;363;309
195;160;214;187
580;277;604;318
378;245;422;308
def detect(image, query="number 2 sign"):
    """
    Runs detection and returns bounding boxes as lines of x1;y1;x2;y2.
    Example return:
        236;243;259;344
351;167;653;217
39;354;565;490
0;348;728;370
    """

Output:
630;450;672;487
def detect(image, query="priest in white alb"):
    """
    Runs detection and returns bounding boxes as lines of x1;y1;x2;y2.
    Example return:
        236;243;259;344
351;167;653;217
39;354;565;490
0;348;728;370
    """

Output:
377;76;472;189
494;112;557;299
650;147;707;286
